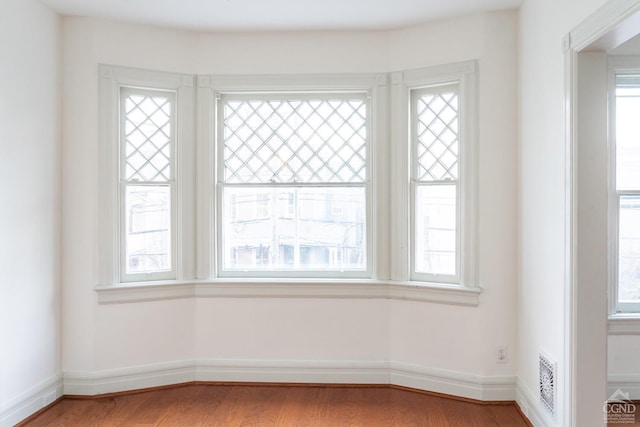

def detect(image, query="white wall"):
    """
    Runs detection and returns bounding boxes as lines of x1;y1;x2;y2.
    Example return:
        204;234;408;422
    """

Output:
609;335;640;398
389;10;519;379
0;0;62;425
61;11;518;397
575;51;610;425
517;0;609;425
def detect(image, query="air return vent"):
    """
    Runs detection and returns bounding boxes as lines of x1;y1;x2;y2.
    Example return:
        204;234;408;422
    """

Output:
539;351;556;418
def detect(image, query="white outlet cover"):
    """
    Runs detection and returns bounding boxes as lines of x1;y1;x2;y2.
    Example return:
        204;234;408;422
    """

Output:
496;345;508;363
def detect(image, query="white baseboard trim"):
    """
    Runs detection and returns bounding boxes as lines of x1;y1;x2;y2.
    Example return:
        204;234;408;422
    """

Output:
608;374;640;400
515;378;555;427
0;373;63;427
64;360;195;396
63;359;516;402
390;362;516;401
195;359;390;385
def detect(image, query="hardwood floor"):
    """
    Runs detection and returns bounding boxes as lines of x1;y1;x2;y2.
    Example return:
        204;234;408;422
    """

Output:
20;383;531;426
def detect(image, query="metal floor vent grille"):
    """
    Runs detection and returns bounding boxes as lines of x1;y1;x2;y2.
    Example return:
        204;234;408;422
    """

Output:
539;351;556;418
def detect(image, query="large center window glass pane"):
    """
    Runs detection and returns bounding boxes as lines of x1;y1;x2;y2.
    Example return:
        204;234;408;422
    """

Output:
220;94;369;274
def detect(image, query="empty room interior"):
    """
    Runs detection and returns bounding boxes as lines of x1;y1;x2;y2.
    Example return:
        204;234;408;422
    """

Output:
2;0;640;425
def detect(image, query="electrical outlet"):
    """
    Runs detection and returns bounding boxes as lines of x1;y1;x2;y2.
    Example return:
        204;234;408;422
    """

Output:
496;345;508;364
42;390;57;407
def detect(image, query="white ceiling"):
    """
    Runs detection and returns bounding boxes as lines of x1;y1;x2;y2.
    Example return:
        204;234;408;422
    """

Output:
37;0;524;32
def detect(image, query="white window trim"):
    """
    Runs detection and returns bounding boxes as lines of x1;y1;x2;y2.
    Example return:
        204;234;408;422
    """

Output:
95;279;481;306
608;313;640;335
196;73;387;280
98;65;196;285
390;60;479;288
410;83;462;284
119;86;176;282
607;55;640;317
97;64;482;306
216;91;371;278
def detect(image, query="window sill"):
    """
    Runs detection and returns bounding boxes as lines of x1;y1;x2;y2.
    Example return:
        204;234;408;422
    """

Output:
608;314;640;335
94;279;481;306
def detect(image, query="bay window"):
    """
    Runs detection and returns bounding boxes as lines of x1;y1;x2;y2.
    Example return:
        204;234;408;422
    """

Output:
98;64;480;305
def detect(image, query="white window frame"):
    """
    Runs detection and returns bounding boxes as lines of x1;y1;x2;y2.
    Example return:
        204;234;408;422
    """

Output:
608;56;640;315
119;86;176;282
197;74;387;280
98;65;195;285
218;92;370;277
410;83;462;283
390;61;478;287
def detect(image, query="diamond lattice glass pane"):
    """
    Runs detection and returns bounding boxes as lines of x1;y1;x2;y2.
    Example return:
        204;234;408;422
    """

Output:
124;92;172;182
416;91;459;182
222;186;366;270
125;185;171;274
222;96;367;183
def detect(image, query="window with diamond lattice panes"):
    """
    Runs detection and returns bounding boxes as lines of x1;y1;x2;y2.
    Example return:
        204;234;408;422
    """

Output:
219;94;369;275
412;84;460;281
121;88;176;279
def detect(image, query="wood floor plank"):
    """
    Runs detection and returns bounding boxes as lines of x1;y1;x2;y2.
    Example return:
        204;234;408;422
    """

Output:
20;384;531;426
160;385;233;427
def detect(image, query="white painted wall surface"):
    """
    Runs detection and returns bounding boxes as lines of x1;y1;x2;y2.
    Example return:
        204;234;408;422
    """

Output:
0;0;62;425
388;9;519;378
517;0;609;424
61;11;518;396
609;336;640;376
609;335;640;399
195;299;389;361
575;51;610;426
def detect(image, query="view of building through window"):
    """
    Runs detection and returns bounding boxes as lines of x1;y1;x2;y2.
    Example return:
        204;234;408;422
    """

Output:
125;185;171;273
223;187;365;269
